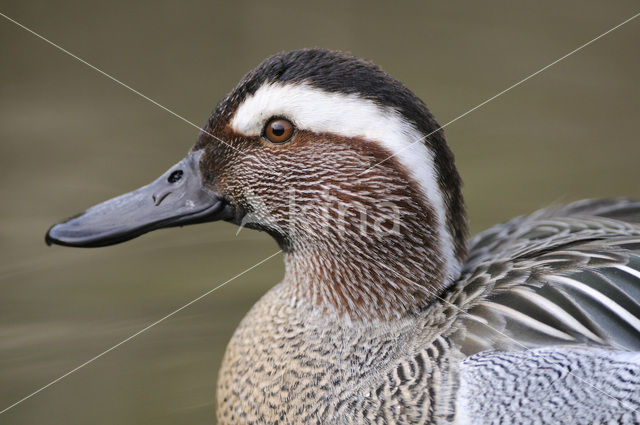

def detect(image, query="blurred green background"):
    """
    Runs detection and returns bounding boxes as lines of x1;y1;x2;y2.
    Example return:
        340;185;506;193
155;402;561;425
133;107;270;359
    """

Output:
1;1;639;424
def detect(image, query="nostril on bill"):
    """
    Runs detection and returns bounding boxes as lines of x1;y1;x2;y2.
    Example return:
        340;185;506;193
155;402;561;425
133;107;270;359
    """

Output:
168;170;183;183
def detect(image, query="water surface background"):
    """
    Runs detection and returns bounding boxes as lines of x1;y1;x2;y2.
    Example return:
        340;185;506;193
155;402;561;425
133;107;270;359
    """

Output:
1;1;639;424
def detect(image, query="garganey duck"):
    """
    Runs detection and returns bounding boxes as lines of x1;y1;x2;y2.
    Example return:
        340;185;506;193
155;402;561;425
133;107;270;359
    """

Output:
46;48;640;424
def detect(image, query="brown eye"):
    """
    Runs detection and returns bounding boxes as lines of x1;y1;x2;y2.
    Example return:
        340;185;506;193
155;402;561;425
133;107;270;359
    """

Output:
263;118;294;144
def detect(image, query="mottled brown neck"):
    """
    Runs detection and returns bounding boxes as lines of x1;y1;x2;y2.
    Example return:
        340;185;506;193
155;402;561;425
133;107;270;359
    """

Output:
281;194;458;321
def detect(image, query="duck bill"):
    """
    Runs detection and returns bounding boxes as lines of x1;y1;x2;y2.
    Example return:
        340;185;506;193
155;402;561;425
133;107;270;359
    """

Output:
45;150;231;248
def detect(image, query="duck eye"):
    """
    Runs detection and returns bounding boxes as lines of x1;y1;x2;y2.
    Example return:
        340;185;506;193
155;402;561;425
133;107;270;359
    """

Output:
263;118;294;144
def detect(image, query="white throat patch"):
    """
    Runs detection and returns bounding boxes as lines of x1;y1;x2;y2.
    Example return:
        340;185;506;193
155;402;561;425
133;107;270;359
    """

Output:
230;82;460;283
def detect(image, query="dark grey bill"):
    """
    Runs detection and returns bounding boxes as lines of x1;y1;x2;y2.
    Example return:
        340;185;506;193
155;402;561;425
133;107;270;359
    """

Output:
45;150;231;247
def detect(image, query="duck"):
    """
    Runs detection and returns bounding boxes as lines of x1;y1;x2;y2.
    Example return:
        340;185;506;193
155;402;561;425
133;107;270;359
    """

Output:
46;48;640;425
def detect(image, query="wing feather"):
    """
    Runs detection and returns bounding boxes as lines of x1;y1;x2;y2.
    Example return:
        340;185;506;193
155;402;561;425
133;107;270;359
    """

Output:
454;199;640;354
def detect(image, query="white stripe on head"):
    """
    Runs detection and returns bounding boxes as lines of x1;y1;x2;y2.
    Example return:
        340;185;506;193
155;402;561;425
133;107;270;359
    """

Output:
230;82;460;283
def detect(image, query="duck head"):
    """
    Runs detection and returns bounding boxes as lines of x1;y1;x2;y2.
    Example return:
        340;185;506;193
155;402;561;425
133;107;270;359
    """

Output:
47;49;468;320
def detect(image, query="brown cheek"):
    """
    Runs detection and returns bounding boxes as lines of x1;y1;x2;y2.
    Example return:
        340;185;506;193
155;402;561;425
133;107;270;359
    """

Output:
199;126;433;230
244;129;433;223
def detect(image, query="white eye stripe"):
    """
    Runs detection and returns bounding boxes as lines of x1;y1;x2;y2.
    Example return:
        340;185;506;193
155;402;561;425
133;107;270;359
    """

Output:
230;81;460;283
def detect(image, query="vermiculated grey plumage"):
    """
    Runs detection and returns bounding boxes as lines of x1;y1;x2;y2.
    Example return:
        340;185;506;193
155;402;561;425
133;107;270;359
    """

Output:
459;349;640;424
